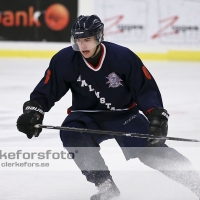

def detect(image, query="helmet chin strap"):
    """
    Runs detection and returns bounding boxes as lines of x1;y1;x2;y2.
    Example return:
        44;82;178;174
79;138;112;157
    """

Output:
90;44;100;58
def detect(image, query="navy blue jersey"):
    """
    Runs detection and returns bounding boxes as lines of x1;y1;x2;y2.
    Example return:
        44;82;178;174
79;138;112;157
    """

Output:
30;41;163;116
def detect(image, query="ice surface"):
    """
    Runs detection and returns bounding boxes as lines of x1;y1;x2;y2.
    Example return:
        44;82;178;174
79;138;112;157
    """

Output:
0;58;200;200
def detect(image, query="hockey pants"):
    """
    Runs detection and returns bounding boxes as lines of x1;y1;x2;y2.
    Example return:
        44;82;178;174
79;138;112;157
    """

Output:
60;112;200;197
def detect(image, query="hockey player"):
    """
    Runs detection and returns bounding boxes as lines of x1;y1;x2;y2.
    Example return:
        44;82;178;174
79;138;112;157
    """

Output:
17;15;200;200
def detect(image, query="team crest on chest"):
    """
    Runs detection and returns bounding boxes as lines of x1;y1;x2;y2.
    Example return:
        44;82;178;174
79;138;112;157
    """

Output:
106;72;123;88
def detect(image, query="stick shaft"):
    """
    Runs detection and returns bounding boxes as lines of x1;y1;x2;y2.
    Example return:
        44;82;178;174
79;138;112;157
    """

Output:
35;124;200;142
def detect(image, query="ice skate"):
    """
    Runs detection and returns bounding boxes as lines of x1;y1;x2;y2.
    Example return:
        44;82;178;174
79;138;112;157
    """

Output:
90;179;120;200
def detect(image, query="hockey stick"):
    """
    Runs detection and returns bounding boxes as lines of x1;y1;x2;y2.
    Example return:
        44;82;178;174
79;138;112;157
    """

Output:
34;124;200;142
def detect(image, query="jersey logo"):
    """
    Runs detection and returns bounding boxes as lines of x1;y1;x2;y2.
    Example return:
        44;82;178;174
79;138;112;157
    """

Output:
106;72;123;88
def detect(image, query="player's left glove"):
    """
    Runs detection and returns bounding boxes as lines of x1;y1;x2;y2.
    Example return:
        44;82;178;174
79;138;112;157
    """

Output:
146;108;169;137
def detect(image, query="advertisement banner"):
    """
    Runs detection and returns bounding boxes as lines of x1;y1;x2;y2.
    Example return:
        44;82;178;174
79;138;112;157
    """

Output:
95;0;148;43
0;0;78;42
154;0;200;44
95;0;200;45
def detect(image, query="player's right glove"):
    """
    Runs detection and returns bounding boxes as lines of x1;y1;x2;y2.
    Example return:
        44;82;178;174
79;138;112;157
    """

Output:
16;101;44;139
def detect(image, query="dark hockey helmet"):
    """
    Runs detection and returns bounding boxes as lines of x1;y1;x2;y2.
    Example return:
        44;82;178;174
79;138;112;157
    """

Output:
71;15;104;51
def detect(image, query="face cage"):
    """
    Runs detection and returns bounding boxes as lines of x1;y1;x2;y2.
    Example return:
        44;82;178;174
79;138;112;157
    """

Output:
71;32;104;51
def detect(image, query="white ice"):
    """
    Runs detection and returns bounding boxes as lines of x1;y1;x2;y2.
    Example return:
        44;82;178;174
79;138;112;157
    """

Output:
0;58;200;200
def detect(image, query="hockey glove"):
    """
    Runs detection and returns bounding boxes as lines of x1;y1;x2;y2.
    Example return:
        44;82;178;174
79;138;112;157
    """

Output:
17;101;44;139
146;108;169;137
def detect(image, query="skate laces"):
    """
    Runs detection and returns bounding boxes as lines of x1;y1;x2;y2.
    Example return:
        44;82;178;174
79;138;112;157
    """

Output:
98;179;113;194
